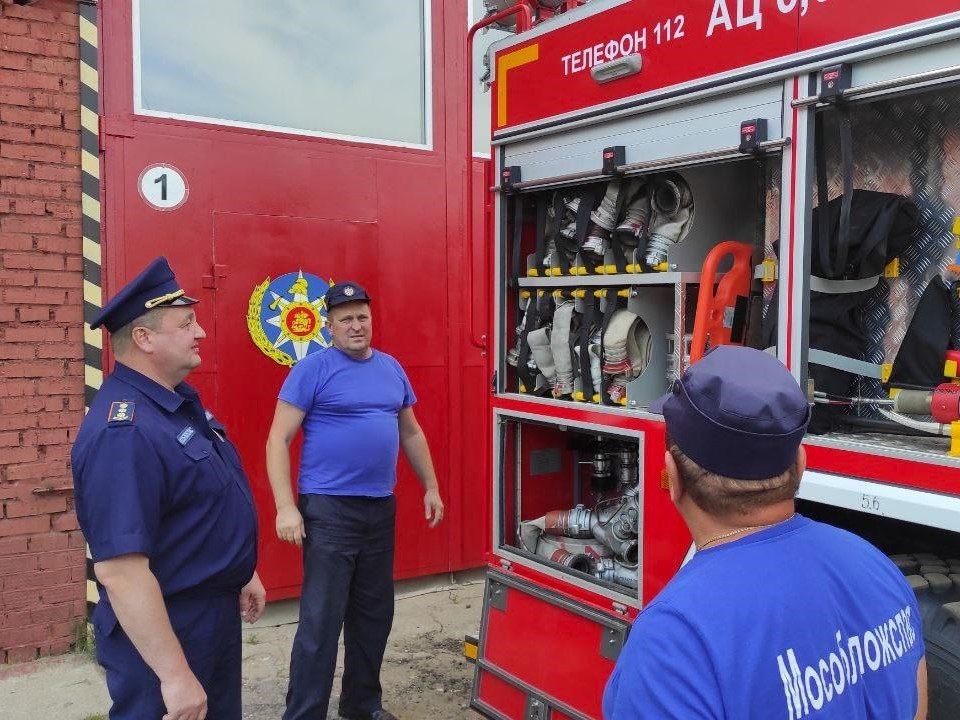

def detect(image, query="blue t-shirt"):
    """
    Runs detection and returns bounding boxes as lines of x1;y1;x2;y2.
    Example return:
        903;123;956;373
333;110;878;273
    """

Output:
278;347;416;496
603;515;924;720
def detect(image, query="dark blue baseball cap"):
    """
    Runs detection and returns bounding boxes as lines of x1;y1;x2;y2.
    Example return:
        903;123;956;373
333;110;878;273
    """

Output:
650;346;811;479
324;281;372;309
91;256;198;333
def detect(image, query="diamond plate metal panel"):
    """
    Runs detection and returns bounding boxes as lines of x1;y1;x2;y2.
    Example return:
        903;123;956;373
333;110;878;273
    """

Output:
815;88;960;419
763;161;782;317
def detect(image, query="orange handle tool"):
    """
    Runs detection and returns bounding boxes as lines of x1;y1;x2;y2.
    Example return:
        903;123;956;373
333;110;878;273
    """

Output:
690;241;754;364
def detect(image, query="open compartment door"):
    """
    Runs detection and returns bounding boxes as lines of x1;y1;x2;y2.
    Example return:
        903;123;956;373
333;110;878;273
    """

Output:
472;570;629;720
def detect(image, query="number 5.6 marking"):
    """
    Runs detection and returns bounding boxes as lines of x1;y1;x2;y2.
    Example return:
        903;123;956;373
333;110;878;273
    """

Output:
860;494;881;513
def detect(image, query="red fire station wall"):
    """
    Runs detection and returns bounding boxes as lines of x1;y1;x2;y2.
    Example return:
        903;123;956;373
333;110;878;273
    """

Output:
99;2;490;599
0;0;87;664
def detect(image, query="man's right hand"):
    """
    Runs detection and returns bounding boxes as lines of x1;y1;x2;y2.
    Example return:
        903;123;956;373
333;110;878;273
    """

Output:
161;669;207;720
276;505;306;546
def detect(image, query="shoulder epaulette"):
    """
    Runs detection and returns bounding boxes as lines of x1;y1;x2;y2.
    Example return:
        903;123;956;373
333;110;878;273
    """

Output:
107;401;135;424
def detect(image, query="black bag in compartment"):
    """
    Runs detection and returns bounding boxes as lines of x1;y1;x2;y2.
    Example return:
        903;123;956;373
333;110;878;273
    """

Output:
808;190;918;432
888;278;954;392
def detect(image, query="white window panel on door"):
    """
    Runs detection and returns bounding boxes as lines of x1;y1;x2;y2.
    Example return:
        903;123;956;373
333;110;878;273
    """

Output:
134;0;432;149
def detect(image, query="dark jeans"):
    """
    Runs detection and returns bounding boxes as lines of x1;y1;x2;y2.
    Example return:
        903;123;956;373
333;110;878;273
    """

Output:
284;494;396;720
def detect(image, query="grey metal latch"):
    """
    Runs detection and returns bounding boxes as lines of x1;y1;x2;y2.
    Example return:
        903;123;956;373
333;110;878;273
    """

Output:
525;696;548;720
488;580;508;611
600;625;626;661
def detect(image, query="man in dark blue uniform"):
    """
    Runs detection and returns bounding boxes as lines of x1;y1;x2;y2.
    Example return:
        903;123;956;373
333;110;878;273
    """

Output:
72;257;264;720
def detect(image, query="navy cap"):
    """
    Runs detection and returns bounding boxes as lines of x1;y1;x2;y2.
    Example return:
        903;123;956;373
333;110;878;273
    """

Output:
650;346;810;479
91;256;198;333
324;281;372;310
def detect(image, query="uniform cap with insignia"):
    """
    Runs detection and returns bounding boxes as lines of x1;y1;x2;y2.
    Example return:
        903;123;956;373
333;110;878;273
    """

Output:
324;281;372;310
91;256;198;333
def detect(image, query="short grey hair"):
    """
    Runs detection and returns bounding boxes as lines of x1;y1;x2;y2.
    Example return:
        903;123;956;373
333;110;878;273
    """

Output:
667;439;800;518
109;308;165;356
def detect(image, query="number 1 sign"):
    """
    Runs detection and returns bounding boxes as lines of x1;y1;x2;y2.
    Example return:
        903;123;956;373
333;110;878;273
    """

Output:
138;163;188;211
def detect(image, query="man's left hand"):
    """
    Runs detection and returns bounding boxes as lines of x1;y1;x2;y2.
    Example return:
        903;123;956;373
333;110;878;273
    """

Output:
239;572;266;624
424;488;444;528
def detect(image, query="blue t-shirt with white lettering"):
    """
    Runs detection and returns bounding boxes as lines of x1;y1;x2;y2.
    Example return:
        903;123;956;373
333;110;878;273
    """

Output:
603;514;924;720
278;347;416;497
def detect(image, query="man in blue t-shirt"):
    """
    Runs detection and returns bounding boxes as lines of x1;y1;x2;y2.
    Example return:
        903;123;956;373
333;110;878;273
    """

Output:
265;281;444;720
603;346;927;720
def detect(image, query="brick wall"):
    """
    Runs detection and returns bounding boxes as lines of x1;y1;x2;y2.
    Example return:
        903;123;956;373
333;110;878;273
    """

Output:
0;0;86;664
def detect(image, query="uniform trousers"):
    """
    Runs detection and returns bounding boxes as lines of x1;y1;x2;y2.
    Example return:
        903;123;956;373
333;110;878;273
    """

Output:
94;591;242;719
284;494;396;720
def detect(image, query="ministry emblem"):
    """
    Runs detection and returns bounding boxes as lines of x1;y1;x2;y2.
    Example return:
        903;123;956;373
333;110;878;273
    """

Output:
247;270;333;366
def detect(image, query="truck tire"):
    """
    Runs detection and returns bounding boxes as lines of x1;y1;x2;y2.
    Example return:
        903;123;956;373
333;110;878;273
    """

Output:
890;554;960;719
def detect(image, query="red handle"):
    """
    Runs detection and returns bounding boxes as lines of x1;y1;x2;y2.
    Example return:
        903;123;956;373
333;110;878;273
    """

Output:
690;241;754;364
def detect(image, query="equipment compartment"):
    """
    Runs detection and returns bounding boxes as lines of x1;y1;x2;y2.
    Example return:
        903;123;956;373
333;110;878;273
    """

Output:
502;155;783;409
796;84;960;463
496;415;643;598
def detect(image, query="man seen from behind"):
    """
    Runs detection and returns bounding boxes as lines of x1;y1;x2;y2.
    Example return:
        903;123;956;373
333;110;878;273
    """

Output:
603;346;927;720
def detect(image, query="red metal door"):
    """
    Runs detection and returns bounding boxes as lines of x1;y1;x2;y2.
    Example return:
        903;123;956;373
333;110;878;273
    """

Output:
473;571;630;719
98;0;489;598
211;213;380;597
102;134;222;407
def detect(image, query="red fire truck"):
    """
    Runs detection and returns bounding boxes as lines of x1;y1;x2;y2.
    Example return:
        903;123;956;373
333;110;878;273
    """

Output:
468;2;960;718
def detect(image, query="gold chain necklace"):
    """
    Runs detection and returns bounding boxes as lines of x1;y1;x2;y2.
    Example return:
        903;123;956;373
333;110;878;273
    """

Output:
696;513;797;551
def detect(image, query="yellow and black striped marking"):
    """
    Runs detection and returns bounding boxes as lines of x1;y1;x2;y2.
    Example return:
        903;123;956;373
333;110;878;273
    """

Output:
79;0;102;613
86;550;97;615
464;633;479;663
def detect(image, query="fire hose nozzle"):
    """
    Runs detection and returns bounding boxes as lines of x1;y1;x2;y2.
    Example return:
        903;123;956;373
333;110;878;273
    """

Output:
591;524;638;562
892;389;933;415
892;385;960;423
547;548;595;574
596;557;638;588
543;505;594;539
